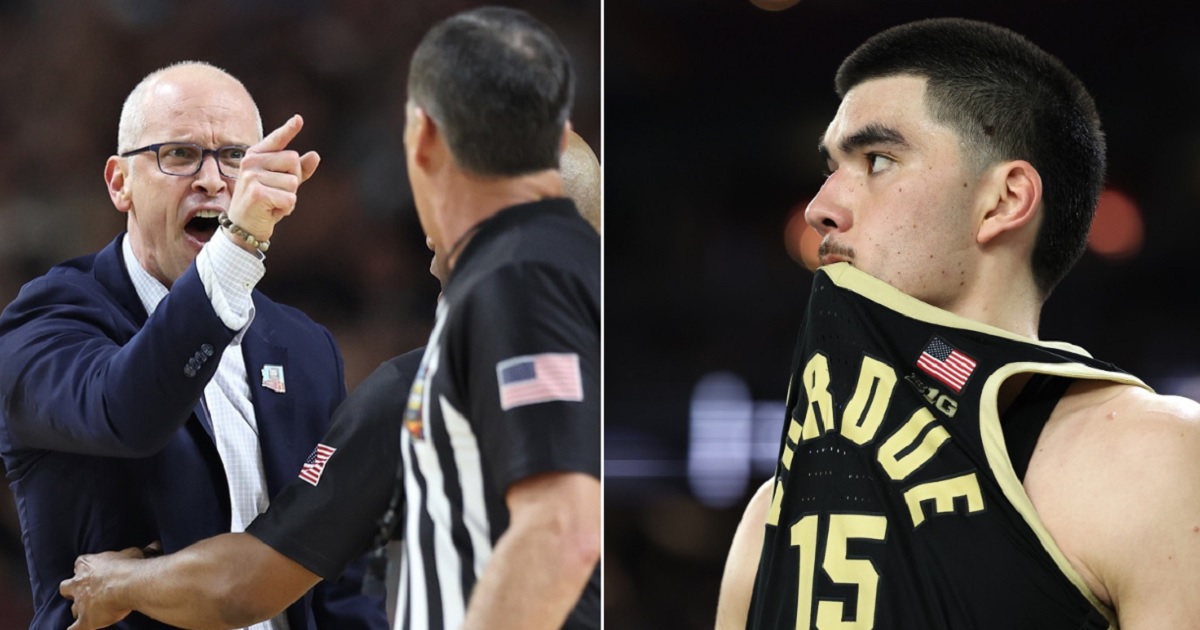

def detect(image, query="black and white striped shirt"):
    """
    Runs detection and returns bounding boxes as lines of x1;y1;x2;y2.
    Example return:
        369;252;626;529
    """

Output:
394;199;601;630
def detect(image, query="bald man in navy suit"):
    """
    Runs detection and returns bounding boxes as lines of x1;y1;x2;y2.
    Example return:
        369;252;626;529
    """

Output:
0;61;385;630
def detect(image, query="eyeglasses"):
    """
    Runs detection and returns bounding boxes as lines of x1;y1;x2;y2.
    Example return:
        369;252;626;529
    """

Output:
119;142;249;179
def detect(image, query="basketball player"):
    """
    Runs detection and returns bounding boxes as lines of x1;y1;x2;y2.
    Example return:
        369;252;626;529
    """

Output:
718;18;1200;629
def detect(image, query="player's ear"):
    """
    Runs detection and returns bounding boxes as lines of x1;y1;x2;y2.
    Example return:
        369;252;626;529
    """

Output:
106;156;133;213
976;159;1042;246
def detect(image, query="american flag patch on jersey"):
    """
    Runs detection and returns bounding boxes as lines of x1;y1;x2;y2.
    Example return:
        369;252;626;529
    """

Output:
916;336;977;394
298;443;336;486
496;352;584;411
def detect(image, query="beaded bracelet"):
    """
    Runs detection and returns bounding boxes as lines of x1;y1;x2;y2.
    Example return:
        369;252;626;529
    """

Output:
217;213;270;253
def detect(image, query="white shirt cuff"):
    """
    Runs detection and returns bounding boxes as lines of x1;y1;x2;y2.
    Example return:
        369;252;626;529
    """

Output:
197;228;265;335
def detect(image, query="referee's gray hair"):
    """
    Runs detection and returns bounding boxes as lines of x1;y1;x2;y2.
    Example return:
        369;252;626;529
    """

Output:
116;60;263;154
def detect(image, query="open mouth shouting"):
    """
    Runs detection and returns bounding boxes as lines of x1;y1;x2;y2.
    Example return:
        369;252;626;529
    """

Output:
184;208;222;248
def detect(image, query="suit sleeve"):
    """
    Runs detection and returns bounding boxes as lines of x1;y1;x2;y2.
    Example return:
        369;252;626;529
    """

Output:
247;349;422;584
0;264;236;457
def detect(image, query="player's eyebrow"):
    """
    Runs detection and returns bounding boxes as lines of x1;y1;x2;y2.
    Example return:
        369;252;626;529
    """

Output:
817;123;911;162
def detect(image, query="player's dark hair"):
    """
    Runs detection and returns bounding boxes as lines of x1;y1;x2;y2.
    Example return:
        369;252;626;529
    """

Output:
835;18;1105;297
408;6;575;176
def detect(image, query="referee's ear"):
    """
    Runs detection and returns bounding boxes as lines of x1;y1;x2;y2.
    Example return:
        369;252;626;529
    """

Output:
559;120;573;158
407;105;450;174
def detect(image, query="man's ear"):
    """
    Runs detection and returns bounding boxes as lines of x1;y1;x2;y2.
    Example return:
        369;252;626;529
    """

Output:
409;106;447;171
559;120;573;157
105;157;133;213
976;159;1042;246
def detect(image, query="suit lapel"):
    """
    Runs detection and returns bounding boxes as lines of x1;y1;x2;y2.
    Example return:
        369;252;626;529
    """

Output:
95;234;219;440
240;322;295;496
191;400;215;439
93;233;149;329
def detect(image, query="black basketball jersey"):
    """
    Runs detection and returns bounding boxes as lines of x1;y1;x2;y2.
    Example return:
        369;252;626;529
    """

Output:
746;264;1147;630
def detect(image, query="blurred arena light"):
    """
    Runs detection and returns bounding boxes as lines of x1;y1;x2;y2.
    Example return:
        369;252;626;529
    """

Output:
752;401;786;476
784;199;820;272
750;0;801;11
687;372;785;507
1087;187;1144;261
688;372;752;508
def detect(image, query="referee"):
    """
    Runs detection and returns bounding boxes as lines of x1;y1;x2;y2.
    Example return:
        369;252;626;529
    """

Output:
60;7;600;630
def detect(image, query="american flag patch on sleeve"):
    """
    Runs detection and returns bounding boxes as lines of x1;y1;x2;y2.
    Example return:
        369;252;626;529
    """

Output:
298;443;336;486
496;352;584;411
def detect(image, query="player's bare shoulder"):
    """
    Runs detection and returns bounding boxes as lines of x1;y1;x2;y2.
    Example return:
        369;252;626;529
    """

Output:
1046;380;1200;462
1026;380;1200;623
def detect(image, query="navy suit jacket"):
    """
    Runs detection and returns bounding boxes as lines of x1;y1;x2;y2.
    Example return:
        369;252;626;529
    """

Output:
0;235;386;629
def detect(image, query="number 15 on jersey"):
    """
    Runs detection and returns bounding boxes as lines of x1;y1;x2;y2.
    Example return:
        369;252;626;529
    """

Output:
789;512;887;630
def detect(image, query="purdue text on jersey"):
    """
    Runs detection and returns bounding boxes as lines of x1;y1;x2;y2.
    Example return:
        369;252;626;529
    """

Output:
747;264;1146;630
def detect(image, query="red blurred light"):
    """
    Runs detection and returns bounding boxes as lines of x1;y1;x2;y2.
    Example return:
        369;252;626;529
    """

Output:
784;200;820;272
1087;188;1143;261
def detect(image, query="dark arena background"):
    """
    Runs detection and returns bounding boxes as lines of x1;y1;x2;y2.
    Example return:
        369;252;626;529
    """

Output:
0;1;596;627
605;1;1200;628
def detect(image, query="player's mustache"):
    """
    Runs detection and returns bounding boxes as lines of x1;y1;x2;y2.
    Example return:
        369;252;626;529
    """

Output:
818;240;855;261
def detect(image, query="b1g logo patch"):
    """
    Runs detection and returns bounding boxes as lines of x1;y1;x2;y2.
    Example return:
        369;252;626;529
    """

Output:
904;373;959;418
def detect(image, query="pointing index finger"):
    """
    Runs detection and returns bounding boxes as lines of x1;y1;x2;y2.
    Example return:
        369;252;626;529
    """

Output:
252;114;305;154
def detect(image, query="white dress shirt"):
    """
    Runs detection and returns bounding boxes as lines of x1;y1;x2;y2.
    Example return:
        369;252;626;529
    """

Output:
123;230;287;630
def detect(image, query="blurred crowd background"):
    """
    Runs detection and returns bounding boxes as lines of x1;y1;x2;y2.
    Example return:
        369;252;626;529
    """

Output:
607;1;1200;628
0;0;597;626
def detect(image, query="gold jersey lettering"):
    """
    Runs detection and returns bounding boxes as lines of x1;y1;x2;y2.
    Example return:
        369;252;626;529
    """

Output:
800;353;835;441
781;417;802;471
816;514;888;629
766;478;784;526
802;353;899;444
840;355;897;445
774;350;983;535
903;472;985;527
790;513;888;629
876;407;951;482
